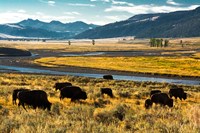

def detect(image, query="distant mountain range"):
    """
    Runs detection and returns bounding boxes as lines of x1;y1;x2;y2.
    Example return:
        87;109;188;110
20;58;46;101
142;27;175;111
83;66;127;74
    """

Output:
0;19;98;39
1;6;200;40
75;6;200;39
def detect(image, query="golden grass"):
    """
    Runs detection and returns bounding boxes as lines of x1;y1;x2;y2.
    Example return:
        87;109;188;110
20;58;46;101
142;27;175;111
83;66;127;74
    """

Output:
0;73;199;132
0;40;151;52
1;37;200;53
34;56;200;77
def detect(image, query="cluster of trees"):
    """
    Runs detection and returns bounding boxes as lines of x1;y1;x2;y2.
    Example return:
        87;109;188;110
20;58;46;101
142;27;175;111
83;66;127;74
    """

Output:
150;38;169;47
68;40;95;45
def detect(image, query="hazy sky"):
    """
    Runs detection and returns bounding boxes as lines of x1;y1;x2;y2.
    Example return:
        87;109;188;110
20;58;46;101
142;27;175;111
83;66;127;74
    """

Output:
0;0;199;25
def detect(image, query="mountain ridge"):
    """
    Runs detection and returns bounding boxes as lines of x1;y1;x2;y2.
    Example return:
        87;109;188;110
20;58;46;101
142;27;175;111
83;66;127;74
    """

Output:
0;19;99;39
74;6;200;39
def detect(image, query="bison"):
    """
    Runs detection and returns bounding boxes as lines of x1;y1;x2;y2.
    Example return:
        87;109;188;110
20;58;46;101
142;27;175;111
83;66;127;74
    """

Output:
12;88;30;105
54;82;72;91
150;90;161;97
17;90;52;111
101;88;114;98
145;99;153;109
169;88;187;100
151;93;173;108
103;75;113;80
60;86;87;102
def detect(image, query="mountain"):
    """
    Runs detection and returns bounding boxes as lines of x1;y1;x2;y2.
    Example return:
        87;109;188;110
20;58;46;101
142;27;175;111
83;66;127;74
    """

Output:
18;19;98;35
75;6;200;39
0;23;70;39
0;19;99;39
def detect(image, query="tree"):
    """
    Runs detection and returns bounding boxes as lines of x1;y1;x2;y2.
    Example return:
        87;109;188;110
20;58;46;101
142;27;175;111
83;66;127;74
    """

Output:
92;39;95;45
68;40;71;45
164;40;169;47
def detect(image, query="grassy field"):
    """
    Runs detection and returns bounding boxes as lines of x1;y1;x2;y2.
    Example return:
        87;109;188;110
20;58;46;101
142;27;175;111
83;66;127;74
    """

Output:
0;73;199;132
0;38;200;132
34;55;200;77
1;37;200;52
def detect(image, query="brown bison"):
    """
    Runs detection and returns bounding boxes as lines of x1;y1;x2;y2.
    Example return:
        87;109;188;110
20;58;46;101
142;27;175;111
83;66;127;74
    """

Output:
54;82;72;91
145;99;153;109
17;90;52;111
60;86;87;102
151;93;173;108
103;75;113;80
169;88;187;100
12;88;30;105
150;90;161;97
101;88;114;98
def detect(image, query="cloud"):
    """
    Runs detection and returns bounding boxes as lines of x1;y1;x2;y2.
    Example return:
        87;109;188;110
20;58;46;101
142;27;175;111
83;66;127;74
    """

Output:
90;0;133;6
39;0;55;6
90;0;110;2
166;0;181;6
105;15;120;20
67;3;95;7
17;9;26;13
105;4;200;15
111;0;134;6
48;1;55;6
64;12;81;15
0;11;75;24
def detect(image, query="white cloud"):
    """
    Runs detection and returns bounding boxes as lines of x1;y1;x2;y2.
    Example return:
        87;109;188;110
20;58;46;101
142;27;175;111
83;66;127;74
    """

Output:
39;0;55;6
90;0;110;2
105;15;120;20
111;0;134;6
17;9;26;13
48;1;55;6
0;11;75;24
64;12;81;15
166;0;181;6
67;3;95;7
105;5;200;15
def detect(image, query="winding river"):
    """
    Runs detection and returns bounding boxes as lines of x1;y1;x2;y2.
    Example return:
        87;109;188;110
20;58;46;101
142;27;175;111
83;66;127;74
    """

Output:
0;65;199;85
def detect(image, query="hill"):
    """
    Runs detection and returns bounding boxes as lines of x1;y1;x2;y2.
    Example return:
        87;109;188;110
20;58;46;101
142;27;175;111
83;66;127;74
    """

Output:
0;19;99;39
75;6;200;39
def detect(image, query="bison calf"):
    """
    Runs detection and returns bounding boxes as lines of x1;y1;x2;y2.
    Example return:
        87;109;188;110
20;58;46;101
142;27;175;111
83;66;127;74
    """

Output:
169;88;187;100
145;99;153;109
60;86;87;102
151;93;173;108
12;88;30;105
54;82;72;91
18;90;52;111
101;88;114;98
103;75;113;80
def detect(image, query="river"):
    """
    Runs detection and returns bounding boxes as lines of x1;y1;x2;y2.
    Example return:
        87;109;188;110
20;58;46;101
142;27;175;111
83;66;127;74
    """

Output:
0;65;199;86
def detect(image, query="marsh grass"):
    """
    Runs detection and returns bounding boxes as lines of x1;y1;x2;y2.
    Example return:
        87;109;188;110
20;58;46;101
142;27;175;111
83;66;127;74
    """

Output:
34;56;200;77
0;73;199;132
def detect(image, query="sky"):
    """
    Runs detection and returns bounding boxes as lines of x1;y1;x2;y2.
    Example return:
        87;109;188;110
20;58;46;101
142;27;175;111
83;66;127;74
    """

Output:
0;0;199;25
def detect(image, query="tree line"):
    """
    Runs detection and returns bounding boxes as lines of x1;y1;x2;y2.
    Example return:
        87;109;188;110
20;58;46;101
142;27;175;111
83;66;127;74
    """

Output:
150;38;169;47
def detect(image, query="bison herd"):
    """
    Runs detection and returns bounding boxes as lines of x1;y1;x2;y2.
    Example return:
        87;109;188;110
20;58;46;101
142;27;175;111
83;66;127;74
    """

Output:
11;74;187;111
145;86;187;109
12;75;115;111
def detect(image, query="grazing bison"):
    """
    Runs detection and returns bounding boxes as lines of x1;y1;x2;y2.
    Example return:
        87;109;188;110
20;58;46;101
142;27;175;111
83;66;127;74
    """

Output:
151;93;173;108
103;75;113;80
17;90;52;111
12;88;30;105
169;88;187;100
101;88;114;98
60;86;87;102
54;82;72;91
145;99;153;109
150;90;161;97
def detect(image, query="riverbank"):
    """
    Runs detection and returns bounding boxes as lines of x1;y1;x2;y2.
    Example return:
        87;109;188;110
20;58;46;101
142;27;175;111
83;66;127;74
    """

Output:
0;39;200;86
